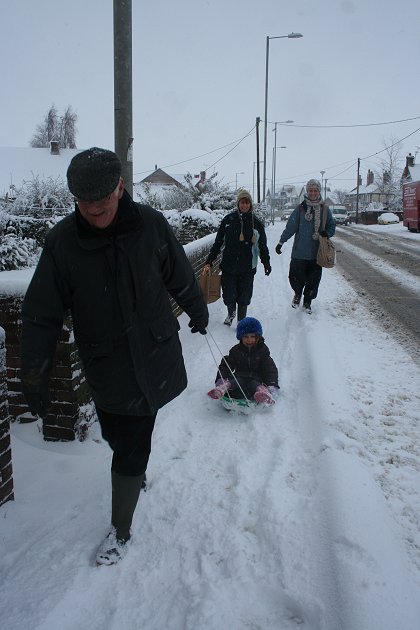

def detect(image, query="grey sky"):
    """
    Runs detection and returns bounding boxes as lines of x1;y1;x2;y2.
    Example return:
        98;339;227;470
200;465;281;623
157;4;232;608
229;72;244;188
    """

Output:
1;0;420;194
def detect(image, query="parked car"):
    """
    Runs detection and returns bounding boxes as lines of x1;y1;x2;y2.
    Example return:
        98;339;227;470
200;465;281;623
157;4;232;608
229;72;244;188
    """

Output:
330;205;349;226
378;212;400;225
281;211;291;221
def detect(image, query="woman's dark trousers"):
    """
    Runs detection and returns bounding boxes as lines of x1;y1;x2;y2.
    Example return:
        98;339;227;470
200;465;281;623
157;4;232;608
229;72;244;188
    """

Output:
289;258;322;303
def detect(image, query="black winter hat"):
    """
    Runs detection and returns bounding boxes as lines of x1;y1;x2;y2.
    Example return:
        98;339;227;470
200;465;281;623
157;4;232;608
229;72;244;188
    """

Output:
67;147;122;201
236;317;263;340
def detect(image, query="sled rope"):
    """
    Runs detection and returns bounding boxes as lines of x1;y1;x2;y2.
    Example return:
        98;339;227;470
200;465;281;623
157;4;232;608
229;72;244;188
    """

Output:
205;330;251;405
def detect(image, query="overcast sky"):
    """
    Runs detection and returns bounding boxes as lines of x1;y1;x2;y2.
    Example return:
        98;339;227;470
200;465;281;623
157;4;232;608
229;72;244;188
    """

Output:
1;0;420;195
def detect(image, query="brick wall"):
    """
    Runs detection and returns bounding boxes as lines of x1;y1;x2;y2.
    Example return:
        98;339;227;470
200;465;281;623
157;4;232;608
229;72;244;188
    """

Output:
0;327;13;506
0;294;92;442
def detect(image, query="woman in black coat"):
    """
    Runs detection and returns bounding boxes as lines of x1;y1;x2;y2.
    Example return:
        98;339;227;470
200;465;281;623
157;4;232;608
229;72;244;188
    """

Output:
203;190;271;326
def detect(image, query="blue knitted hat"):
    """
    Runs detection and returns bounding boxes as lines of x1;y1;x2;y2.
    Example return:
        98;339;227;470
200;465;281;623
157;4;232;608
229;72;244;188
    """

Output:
236;317;263;340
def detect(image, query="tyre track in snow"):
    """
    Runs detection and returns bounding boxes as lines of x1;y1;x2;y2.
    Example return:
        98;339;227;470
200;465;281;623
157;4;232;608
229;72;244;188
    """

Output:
333;229;420;365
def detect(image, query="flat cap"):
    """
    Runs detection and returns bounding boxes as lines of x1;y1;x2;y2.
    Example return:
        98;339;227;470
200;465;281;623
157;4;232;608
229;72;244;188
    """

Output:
67;147;122;201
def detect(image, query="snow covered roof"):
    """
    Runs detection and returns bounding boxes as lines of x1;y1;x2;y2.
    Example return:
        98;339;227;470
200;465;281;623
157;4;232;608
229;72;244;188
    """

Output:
0;146;82;197
348;182;380;196
137;168;186;188
405;164;420;184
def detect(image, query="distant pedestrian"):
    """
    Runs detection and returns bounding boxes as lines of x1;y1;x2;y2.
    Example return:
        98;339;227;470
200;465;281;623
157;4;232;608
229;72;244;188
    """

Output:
203;190;271;326
21;147;208;566
275;178;335;313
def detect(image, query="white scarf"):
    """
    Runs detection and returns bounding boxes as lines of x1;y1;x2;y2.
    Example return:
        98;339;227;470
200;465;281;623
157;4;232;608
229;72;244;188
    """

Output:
303;197;322;240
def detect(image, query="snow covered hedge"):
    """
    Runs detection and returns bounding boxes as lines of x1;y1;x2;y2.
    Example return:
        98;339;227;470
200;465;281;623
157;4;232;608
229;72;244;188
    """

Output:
0;175;73;271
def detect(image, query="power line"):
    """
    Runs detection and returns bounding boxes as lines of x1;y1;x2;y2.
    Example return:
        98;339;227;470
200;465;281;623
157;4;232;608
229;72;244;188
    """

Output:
207;126;255;170
360;126;420;160
268;115;420;129
133;126;255;176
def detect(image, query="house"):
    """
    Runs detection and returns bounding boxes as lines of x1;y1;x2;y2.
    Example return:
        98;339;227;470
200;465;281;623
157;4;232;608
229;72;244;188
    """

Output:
346;169;389;214
401;152;420;184
137;167;186;189
0;143;81;200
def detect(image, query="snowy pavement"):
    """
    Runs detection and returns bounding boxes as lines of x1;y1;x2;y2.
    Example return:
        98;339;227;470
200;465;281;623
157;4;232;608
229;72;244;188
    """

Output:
1;224;420;630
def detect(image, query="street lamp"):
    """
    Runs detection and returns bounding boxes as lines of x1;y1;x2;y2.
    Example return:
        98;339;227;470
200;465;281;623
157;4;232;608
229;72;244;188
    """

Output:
270;146;286;225
263;32;302;202
320;170;325;196
272;120;293;209
235;171;244;190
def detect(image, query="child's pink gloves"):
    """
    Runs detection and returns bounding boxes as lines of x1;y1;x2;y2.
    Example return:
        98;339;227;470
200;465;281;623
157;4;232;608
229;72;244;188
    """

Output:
207;379;232;400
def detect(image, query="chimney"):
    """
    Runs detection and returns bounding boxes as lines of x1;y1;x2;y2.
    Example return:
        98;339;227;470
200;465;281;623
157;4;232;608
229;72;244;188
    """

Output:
155;164;157;171
366;169;374;185
50;140;60;155
406;153;415;168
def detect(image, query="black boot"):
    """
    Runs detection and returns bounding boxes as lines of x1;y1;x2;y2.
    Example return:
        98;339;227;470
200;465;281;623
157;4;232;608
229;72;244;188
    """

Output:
223;305;236;326
237;305;247;321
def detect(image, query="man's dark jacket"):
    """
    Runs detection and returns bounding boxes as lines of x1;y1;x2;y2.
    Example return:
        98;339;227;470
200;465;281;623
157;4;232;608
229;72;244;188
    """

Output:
216;338;278;387
21;191;208;416
206;210;270;274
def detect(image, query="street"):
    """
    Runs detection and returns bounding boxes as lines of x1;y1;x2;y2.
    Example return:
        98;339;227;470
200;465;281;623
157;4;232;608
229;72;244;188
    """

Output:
334;225;420;365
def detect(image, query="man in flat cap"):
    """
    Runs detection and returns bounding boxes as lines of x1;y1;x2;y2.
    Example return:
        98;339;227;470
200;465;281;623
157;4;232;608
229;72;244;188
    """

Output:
21;147;208;565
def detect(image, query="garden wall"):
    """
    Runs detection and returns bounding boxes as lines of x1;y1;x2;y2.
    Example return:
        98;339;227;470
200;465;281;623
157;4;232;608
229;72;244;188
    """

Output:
0;327;13;507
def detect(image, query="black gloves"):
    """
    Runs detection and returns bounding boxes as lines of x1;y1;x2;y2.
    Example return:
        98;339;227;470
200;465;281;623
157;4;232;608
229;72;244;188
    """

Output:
264;265;272;276
24;390;50;418
319;230;328;237
189;318;208;335
275;243;283;255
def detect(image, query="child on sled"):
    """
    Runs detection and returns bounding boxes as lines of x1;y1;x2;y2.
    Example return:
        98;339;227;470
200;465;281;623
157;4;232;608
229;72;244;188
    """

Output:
207;317;279;405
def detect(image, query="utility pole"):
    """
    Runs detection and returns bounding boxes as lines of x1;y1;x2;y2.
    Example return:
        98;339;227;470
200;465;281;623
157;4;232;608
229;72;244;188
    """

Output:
355;158;361;224
114;0;133;196
256;117;261;203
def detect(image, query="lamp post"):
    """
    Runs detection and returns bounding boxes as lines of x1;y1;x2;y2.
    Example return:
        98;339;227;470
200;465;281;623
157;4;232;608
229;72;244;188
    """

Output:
272;145;286;222
320;170;325;195
235;171;244;190
263;32;302;202
272;120;293;210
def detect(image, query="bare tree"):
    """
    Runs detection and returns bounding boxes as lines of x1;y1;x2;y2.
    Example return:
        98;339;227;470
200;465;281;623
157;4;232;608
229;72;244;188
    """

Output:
373;136;403;212
332;188;349;204
30;105;78;148
60;106;78;148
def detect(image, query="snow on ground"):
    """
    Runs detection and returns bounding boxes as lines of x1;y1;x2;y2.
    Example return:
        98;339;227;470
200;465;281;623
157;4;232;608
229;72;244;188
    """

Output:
1;224;420;630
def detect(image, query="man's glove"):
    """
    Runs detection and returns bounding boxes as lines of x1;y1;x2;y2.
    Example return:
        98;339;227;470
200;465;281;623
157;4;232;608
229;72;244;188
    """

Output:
24;391;50;418
275;243;283;255
264;265;272;276
319;230;328;237
188;318;208;335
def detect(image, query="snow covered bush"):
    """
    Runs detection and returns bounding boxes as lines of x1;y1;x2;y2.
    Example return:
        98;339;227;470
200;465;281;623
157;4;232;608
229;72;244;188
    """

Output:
161;207;219;244
0;228;39;271
0;175;73;270
12;175;73;215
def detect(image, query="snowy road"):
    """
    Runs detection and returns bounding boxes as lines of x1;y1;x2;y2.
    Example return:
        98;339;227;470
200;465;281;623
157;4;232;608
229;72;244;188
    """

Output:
1;223;420;630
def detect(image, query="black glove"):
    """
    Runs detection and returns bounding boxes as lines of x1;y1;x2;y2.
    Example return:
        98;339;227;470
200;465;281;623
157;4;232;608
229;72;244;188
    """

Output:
264;265;272;276
319;230;328;237
188;319;208;335
275;243;283;255
24;391;50;418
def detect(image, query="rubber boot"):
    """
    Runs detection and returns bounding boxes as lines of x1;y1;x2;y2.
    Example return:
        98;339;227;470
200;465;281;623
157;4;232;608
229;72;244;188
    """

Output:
111;470;145;542
223;305;236;326
237;305;247;321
